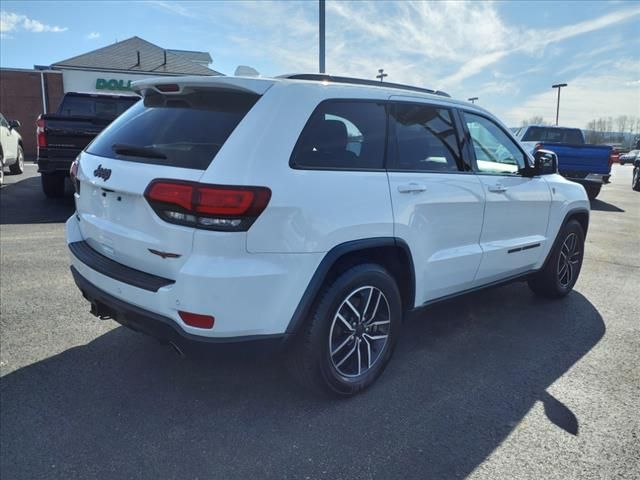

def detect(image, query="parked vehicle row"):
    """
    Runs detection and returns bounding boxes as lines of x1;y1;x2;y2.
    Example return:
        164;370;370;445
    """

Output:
0;113;25;186
36;92;138;197
619;149;639;165
66;74;590;396
513;125;612;200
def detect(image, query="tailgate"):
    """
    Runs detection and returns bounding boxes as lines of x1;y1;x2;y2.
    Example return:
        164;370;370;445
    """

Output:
44;116;110;151
543;143;611;174
75;153;202;280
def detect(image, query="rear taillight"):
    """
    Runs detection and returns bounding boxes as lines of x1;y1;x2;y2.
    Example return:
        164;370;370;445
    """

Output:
70;158;80;194
36;118;47;148
144;180;271;231
609;151;617;167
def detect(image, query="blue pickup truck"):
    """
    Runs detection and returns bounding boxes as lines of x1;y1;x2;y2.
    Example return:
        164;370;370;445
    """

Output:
514;125;612;200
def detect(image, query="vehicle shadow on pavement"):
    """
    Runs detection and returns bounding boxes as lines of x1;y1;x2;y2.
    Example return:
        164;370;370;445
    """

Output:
589;198;625;213
0;284;604;480
0;176;75;225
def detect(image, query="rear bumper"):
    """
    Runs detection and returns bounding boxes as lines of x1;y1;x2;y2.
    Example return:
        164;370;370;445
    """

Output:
66;214;322;340
563;173;610;185
71;266;286;350
37;157;74;175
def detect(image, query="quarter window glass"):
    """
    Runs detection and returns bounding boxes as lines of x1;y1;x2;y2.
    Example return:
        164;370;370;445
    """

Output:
391;104;461;172
464;112;526;175
291;101;386;169
0;114;7;128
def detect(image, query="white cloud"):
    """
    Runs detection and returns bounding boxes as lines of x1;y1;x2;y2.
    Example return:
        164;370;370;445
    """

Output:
86;32;100;40
501;67;640;128
149;0;196;18
0;10;67;35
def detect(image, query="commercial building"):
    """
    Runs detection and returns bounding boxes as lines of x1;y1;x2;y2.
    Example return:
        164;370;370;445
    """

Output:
0;36;221;158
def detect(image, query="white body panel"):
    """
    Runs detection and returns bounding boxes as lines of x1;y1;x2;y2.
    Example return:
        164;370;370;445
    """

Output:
387;172;485;302
0;114;21;165
473;175;552;283
66;76;589;339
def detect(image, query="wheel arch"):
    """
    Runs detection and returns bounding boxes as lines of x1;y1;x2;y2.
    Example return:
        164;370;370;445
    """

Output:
539;207;589;273
565;208;589;237
285;237;416;336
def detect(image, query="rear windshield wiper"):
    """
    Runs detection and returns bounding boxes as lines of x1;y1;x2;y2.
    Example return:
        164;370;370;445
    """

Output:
112;143;167;159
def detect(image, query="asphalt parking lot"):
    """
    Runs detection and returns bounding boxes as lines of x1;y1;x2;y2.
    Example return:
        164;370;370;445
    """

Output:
1;163;638;479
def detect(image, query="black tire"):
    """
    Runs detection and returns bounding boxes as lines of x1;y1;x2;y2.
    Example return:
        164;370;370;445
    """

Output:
41;173;65;198
528;220;585;299
9;145;24;174
286;263;402;397
585;184;601;200
632;167;640;192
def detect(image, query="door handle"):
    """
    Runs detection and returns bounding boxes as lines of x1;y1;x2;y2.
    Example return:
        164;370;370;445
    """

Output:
488;184;508;193
397;183;426;193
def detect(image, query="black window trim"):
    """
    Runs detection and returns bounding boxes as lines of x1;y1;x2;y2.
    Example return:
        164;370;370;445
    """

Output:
289;98;478;175
289;98;390;172
459;108;533;177
386;101;468;174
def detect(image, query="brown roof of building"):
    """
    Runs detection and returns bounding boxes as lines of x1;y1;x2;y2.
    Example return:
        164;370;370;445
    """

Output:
52;36;221;76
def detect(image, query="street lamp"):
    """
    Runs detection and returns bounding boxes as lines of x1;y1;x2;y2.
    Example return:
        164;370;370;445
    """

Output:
552;83;568;126
468;97;478;104
319;0;325;73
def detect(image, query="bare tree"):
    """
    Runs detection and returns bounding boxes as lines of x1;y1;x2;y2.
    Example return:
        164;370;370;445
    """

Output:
615;115;629;134
521;115;547;127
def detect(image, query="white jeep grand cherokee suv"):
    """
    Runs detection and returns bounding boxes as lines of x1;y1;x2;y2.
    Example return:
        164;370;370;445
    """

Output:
66;74;589;396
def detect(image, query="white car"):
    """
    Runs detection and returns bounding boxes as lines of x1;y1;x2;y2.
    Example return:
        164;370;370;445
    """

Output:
0;113;25;186
66;74;590;396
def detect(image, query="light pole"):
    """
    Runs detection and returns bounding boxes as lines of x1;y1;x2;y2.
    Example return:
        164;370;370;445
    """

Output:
319;0;325;73
376;69;387;82
468;97;478;104
552;83;567;126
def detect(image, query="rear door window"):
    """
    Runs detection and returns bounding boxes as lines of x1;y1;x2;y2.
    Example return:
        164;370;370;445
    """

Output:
388;103;462;172
290;101;387;170
86;90;260;170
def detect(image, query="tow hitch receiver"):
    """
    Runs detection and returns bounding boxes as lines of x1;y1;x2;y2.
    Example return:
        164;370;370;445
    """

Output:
89;300;115;320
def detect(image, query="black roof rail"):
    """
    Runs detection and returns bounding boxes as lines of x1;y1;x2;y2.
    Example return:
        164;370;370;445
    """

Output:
279;73;450;98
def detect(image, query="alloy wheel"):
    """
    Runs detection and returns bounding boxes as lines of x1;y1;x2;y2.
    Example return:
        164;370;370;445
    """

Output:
557;232;581;288
328;286;391;378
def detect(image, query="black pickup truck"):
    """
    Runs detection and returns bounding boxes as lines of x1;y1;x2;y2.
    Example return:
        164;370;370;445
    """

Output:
37;92;138;197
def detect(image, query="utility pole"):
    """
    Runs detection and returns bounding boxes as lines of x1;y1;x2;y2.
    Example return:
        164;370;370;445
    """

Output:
468;97;478;104
552;83;568;126
376;69;387;82
319;0;325;73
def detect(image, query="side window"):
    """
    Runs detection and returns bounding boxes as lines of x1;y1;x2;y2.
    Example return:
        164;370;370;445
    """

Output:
464;112;527;175
291;101;386;170
389;103;461;172
0;114;7;128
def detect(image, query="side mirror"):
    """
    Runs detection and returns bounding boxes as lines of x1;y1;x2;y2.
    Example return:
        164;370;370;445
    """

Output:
533;149;558;175
8;119;21;130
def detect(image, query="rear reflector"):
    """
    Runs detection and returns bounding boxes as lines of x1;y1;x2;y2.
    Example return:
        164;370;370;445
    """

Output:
178;311;215;329
145;180;271;231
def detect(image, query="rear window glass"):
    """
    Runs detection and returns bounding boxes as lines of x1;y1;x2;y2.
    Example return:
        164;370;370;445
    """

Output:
522;127;583;144
58;96;138;118
86;90;259;170
291;101;387;170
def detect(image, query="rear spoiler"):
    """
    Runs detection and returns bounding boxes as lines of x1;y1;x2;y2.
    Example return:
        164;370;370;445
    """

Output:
131;76;275;96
